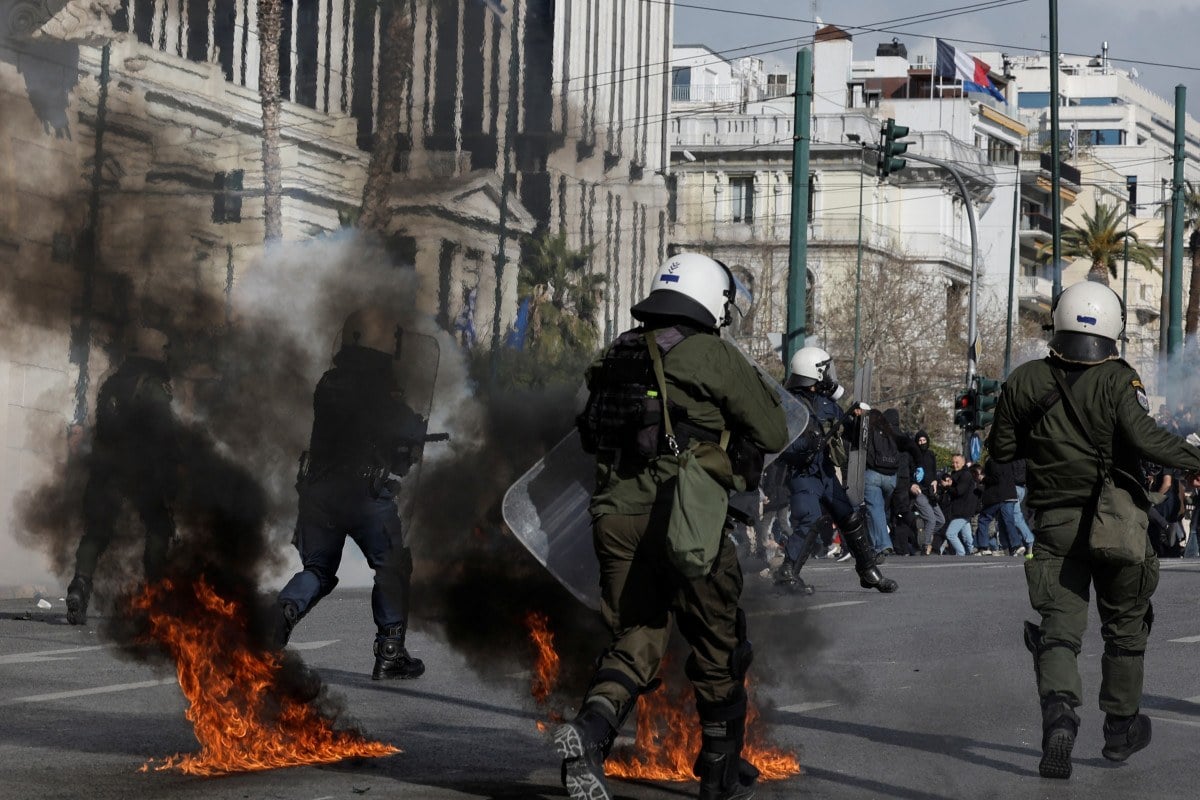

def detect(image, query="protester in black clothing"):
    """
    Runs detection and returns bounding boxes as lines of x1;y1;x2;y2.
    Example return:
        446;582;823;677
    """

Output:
911;430;943;554
885;410;920;556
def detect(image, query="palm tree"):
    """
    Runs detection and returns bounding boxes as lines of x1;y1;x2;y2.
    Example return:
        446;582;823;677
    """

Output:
1179;182;1200;334
1038;201;1158;286
359;3;414;233
518;231;605;361
257;0;283;242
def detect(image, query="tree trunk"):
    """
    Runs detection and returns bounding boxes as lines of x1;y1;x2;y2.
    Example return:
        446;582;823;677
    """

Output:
1186;229;1200;336
359;4;413;234
257;0;284;243
1088;262;1111;286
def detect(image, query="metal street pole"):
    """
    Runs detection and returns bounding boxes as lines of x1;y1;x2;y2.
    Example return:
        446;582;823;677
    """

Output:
1004;159;1020;377
786;49;813;366
1049;0;1063;300
73;42;112;431
907;153;979;387
1169;84;1187;357
1121;207;1131;359
853;147;865;371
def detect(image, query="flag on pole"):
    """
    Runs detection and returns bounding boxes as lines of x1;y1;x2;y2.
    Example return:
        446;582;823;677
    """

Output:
935;39;1006;103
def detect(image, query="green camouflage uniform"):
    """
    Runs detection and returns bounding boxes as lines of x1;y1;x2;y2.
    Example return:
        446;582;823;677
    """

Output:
987;357;1200;716
584;329;788;712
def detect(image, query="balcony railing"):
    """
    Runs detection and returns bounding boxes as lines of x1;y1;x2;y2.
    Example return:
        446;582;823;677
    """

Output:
1021;212;1055;236
672;84;744;104
1039;152;1082;186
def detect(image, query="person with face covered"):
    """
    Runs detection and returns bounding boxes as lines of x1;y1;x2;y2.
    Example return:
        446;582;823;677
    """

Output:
909;431;944;555
271;308;428;681
773;346;899;595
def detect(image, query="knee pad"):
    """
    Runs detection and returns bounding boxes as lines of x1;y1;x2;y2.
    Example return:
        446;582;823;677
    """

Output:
841;510;867;538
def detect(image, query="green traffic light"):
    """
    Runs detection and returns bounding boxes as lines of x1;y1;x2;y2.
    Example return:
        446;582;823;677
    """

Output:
879;118;910;179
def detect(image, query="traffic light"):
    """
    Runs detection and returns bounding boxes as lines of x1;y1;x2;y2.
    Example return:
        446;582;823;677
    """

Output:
954;389;977;429
975;376;1002;428
877;118;910;179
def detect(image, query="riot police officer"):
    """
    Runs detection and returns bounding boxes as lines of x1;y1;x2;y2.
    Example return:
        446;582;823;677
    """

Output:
988;281;1200;779
555;253;788;800
775;346;898;595
67;326;179;625
272;308;428;680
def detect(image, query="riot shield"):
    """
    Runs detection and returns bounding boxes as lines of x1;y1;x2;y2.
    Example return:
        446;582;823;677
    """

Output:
844;359;873;507
501;337;809;610
392;330;443;528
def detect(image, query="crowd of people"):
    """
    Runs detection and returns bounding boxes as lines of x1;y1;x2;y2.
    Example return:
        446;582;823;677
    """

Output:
738;412;1039;572
736;400;1200;574
1146;403;1200;559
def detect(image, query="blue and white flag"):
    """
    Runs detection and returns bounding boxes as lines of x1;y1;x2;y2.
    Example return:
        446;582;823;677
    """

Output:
475;0;506;15
935;39;1006;103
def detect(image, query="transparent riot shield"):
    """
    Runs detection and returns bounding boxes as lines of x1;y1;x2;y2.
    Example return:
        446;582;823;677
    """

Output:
844;359;873;507
391;330;443;529
501;334;809;610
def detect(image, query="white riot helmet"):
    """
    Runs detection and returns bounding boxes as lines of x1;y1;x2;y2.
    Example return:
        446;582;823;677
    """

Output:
1049;281;1125;364
631;252;734;329
787;346;844;398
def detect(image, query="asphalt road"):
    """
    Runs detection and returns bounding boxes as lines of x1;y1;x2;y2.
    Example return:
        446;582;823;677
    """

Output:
3;555;1200;800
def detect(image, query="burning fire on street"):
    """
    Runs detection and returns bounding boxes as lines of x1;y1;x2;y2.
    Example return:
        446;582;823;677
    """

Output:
523;613;800;782
132;576;399;775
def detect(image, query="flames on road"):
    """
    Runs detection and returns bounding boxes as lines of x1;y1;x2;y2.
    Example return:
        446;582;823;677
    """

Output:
526;611;561;705
133;577;399;775
523;613;800;782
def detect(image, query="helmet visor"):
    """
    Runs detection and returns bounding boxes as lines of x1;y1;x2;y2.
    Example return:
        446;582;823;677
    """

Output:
727;273;752;330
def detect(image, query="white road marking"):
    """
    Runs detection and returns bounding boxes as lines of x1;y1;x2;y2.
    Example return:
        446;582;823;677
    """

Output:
1149;714;1200;729
0;646;105;665
1169;635;1200;643
778;701;838;714
289;639;340;651
1;677;178;705
748;600;867;618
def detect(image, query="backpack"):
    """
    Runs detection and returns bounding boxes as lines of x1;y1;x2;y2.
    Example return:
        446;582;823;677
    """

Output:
865;411;900;474
577;326;693;457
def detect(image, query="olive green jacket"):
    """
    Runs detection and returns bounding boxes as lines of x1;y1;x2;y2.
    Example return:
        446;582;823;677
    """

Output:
588;329;789;516
986;357;1200;510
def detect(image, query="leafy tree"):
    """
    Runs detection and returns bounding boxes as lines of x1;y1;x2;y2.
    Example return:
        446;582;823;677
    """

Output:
1038;200;1158;286
485;231;604;390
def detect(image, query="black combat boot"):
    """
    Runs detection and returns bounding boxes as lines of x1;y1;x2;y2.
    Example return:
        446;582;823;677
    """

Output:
372;623;425;680
66;576;92;626
773;559;795;585
554;702;618;800
1101;712;1151;762
838;512;898;593
695;694;758;800
1038;695;1080;779
270;599;301;650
